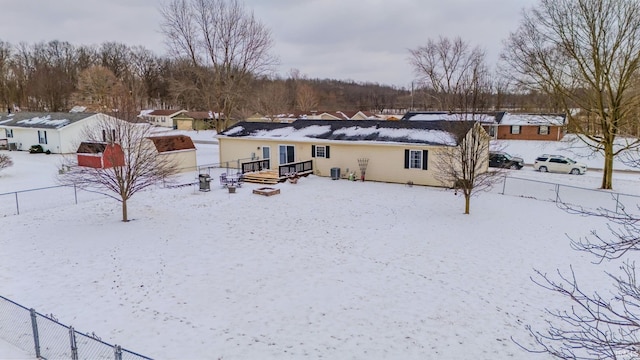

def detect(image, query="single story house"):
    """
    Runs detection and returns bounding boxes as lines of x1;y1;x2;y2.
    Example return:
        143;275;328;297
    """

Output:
139;109;187;128
494;113;566;140
147;135;197;173
247;111;381;123
0;112;123;154
217;119;488;187
173;111;221;131
77;142;125;168
402;111;566;141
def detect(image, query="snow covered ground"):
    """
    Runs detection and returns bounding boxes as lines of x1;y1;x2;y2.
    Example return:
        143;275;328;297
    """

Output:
1;132;639;359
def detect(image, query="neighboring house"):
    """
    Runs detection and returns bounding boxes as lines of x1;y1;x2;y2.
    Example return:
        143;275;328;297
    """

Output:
494;113;566;141
147;135;197;173
173;111;220;131
76;142;125;168
402;111;567;141
217;119;487;187
248;111;382;123
139;110;187;128
0;112;122;154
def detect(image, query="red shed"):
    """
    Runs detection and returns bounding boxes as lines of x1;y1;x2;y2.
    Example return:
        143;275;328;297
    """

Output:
77;142;125;168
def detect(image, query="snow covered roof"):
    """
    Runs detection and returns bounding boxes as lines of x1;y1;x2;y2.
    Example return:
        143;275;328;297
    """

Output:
219;120;474;146
498;113;566;126
401;111;502;124
0;112;98;129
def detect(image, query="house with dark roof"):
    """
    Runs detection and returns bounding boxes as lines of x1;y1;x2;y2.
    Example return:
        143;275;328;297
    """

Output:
147;135;197;173
217;119;488;187
0;112;123;154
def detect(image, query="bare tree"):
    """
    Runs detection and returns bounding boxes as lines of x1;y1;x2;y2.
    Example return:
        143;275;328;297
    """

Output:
296;83;319;112
501;0;640;190
0;153;13;171
160;0;277;131
434;121;495;214
410;36;499;214
516;203;640;359
252;78;289;121
408;36;491;112
58;114;178;222
73;66;124;111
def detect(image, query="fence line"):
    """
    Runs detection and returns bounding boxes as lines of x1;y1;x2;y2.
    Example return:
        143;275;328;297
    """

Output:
0;295;152;360
0;158;255;217
495;175;640;215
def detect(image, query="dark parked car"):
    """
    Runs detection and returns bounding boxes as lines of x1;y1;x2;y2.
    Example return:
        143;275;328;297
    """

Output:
489;151;524;170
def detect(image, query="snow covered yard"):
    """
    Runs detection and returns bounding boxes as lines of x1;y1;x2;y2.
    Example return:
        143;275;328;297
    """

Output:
0;136;638;359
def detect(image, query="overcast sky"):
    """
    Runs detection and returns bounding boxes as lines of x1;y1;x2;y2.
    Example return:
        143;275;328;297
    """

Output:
2;0;539;88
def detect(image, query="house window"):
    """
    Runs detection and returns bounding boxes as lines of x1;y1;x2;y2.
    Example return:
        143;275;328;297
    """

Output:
510;125;521;134
38;130;47;144
311;145;330;158
404;149;428;170
539;126;549;135
5;129;13;138
279;145;295;164
262;146;270;159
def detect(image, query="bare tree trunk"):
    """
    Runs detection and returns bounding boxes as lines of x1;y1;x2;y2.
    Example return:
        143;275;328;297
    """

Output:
602;143;615;189
122;198;128;222
464;194;470;214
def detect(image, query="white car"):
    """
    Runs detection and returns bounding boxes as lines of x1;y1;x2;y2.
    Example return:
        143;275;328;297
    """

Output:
533;154;587;175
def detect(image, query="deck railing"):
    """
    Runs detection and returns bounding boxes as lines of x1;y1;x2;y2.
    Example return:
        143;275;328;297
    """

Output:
241;159;270;173
279;160;313;177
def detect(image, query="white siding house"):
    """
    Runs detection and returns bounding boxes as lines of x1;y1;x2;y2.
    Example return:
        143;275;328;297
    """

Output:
0;112;123;154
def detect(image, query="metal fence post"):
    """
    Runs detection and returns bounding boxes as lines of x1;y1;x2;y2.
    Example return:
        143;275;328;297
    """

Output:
555;184;560;203
501;175;507;195
29;309;40;358
74;183;78;204
14;192;19;215
69;326;78;360
616;193;620;214
114;344;122;360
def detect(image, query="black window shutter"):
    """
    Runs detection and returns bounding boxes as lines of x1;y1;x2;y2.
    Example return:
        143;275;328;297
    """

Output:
404;149;409;169
311;145;316;158
102;129;106;142
422;150;429;170
325;146;330;159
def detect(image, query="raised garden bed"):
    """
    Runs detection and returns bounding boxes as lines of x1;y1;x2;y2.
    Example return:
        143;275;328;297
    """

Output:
252;187;280;196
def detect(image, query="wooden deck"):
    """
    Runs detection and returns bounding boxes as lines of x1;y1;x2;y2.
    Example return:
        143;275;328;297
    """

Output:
241;169;314;185
241;170;281;185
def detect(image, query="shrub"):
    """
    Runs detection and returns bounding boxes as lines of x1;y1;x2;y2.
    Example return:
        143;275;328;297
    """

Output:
29;145;44;154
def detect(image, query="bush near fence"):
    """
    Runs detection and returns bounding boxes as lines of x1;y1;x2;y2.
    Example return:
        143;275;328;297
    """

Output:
0;295;152;360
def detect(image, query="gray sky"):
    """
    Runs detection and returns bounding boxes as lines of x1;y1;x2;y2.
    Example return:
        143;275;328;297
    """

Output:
2;0;539;88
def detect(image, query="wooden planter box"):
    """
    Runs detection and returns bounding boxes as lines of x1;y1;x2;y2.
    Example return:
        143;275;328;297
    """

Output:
253;187;280;196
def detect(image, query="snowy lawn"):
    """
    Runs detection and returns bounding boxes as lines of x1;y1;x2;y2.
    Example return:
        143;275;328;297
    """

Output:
0;136;639;359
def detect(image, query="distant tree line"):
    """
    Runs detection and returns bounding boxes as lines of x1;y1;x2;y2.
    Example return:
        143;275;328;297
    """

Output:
0;38;561;121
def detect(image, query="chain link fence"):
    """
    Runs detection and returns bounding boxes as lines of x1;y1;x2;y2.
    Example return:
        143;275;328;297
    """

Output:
0;295;152;360
495;175;640;215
